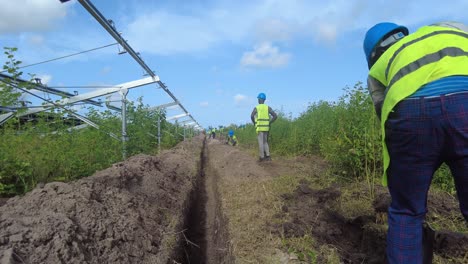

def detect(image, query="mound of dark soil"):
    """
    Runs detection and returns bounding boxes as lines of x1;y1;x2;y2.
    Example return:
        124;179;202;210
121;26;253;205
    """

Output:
278;182;468;263
0;137;203;264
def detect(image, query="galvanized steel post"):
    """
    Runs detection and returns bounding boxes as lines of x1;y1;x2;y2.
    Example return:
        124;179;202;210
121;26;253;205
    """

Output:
120;88;129;159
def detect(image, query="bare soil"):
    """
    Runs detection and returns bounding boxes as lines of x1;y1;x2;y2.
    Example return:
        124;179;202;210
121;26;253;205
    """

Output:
1;136;467;263
0;137;204;264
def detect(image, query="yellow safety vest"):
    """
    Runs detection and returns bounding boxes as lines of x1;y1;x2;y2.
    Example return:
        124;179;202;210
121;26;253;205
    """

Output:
255;104;270;132
228;135;237;145
369;25;468;186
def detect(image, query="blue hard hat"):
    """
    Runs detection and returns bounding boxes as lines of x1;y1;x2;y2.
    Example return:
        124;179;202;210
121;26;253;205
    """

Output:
363;22;408;68
228;130;234;136
257;93;266;100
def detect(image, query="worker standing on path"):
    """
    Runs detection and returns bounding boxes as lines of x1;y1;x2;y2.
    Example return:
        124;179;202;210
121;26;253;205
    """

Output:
225;130;238;146
363;21;468;263
251;92;277;162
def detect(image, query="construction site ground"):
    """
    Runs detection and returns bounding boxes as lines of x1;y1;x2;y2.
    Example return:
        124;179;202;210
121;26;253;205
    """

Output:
1;136;467;263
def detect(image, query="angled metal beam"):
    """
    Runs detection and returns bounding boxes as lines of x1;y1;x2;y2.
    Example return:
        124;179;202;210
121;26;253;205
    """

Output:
58;77;158;105
183;122;195;126
0;112;14;126
69;112;120;140
78;0;155;78
179;119;192;124
77;0;201;129
0;106;15;112
12;77;158;118
165;104;180;110
1;74;95;106
67;123;89;131
167;113;189;121
0;73;115;110
148;101;178;111
51;123;89;135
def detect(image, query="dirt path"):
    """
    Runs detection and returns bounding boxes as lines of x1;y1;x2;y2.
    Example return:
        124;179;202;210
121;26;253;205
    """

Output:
1;137;467;263
204;139;467;263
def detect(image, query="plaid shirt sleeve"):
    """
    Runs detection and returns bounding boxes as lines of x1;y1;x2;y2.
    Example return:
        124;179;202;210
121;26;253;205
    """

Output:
367;75;386;118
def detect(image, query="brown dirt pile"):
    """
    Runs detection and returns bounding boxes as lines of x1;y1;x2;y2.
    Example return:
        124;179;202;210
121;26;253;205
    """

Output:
0;137;203;264
279;182;468;263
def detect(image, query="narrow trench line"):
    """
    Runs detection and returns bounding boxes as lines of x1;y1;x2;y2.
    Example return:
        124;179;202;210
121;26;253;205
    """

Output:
174;140;234;264
175;139;208;264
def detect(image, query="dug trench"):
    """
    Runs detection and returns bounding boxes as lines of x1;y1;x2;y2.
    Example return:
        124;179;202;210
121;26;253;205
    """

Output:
0;136;467;263
0;136;234;264
172;137;234;263
0;136;212;264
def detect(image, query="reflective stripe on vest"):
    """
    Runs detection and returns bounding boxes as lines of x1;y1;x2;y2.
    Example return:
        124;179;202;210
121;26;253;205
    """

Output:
255;104;270;132
388;47;468;88
369;25;468;186
385;30;468;80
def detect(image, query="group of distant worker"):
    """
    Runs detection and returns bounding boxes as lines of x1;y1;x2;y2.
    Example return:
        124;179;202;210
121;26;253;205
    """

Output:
206;20;467;263
207;127;237;146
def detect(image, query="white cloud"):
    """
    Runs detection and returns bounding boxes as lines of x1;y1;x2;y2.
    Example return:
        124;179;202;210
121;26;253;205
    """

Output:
0;0;68;34
199;101;209;107
27;34;45;46
100;66;112;75
240;42;290;68
233;93;253;107
315;23;338;43
121;0;468;55
36;74;52;85
125;12;220;55
5;0;468;63
254;18;295;42
234;94;247;103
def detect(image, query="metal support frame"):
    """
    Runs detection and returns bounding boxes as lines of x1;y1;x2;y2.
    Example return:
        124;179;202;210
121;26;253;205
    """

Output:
68;112;119;140
167;113;189;121
148;101;178;111
183;121;196;126
0;112;14;126
0;77;157;122
120;89;129;159
76;0;202;129
157;114;161;153
0;73;117;110
67;123;89;131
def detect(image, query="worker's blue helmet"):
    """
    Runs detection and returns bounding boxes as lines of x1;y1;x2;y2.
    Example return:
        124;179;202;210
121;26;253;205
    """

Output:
363;22;408;69
257;93;266;100
228;130;234;136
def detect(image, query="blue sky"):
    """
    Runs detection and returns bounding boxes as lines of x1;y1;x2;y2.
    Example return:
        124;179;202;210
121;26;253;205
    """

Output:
1;0;467;129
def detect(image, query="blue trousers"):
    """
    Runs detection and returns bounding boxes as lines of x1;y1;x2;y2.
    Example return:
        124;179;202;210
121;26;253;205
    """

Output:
385;92;468;263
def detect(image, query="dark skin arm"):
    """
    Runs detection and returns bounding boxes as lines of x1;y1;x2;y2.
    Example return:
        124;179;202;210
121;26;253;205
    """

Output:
268;106;278;123
251;108;257;124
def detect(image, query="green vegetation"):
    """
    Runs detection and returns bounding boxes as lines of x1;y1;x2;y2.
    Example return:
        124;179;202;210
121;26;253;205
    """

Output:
1;45;455;198
234;82;454;195
0;47;189;196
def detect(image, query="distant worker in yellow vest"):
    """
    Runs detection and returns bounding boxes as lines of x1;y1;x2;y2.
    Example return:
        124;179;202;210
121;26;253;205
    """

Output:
225;130;238;146
364;21;468;263
210;127;216;139
251;92;277;162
